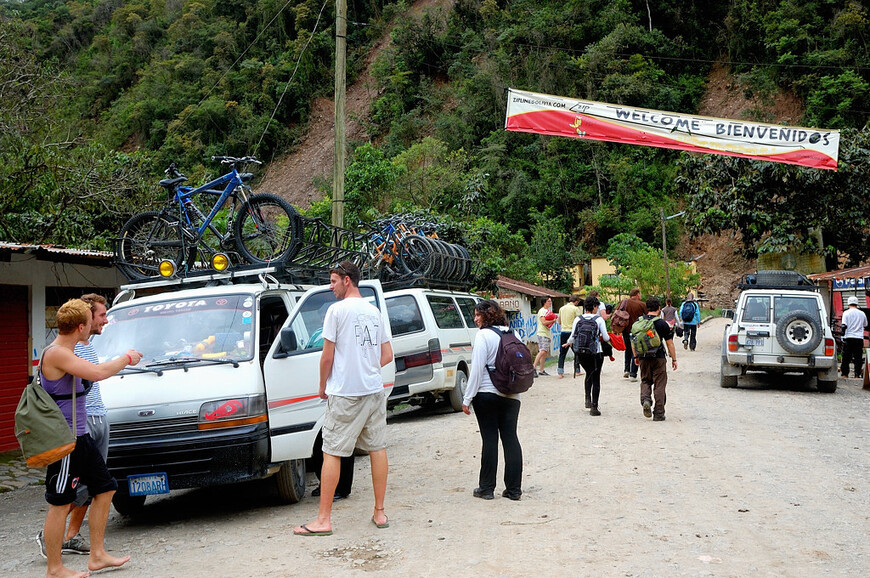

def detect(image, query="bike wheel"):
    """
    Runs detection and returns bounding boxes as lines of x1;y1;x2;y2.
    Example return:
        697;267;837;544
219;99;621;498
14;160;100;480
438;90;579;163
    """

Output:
401;234;435;278
116;211;184;280
233;193;301;265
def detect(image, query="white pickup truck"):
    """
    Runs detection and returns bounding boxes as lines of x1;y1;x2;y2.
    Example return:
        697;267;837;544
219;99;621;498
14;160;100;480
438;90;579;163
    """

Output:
93;276;394;515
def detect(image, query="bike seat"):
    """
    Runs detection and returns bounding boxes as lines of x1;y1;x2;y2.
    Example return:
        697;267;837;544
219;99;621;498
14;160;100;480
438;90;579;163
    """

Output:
159;176;188;188
239;173;254;182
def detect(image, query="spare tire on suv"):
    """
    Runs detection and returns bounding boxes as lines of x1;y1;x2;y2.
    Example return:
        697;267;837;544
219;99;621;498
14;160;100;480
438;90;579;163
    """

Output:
775;310;823;354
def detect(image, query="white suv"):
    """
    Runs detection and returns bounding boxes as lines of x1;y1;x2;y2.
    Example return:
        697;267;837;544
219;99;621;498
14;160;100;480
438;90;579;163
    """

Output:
721;271;838;392
384;288;482;411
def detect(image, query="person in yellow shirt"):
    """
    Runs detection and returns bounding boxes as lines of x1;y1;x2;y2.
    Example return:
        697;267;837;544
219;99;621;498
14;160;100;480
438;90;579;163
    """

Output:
556;295;581;379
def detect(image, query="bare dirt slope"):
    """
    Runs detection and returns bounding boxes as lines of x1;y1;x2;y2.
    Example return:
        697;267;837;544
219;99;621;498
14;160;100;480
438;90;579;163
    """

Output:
258;0;453;209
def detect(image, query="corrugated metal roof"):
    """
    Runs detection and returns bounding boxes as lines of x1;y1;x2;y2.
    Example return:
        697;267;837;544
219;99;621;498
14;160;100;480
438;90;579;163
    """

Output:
0;242;114;263
807;265;870;281
496;275;571;298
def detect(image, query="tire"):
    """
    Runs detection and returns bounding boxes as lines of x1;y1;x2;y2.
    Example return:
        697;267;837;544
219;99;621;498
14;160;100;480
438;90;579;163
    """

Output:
234;194;301;265
116;211;184;280
448;368;468;412
775;310;823;355
112;492;146;516
402;235;435;278
720;355;738;388
274;458;306;504
817;379;838;393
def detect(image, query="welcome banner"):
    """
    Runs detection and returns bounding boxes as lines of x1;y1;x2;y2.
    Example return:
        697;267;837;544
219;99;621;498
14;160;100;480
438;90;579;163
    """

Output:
505;88;840;170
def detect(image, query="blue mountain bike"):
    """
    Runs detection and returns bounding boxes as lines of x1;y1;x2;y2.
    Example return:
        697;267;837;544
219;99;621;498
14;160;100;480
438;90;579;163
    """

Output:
116;156;301;280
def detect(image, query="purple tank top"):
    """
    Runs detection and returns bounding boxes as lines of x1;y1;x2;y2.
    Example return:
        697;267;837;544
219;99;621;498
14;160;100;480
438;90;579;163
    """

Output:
40;370;87;437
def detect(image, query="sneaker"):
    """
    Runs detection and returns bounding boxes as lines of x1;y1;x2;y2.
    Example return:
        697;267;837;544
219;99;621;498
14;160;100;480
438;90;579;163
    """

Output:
539;370;550;376
653;414;666;422
589;406;601;416
623;372;629;378
642;401;652;418
630;375;638;382
683;340;688;350
534;369;539;378
36;530;46;559
585;396;592;409
501;489;521;501
62;533;90;555
473;488;494;500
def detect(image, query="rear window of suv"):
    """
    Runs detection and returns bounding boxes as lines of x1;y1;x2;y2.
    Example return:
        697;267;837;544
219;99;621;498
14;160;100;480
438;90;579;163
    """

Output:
741;296;770;323
773;296;818;323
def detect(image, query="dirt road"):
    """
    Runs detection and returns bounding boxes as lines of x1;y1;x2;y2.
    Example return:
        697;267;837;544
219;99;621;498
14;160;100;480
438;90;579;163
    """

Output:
3;318;869;577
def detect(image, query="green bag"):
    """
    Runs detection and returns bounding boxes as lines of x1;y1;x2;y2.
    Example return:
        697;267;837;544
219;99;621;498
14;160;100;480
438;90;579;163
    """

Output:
14;347;77;468
630;317;662;357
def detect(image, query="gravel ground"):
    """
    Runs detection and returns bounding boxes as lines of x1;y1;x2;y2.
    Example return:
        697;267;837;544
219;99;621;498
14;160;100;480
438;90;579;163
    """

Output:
2;317;869;577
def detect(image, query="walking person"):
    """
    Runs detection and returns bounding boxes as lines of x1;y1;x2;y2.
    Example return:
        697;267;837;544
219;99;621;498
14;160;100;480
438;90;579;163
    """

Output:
622;288;648;381
533;297;557;376
39;299;142;578
566;296;610;416
632;297;678;421
840;296;868;379
679;293;701;351
556;295;581;379
294;261;394;536
661;298;677;328
462;300;523;501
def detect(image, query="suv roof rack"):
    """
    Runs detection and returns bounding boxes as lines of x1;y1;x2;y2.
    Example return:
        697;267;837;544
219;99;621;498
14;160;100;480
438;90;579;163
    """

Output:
737;270;817;291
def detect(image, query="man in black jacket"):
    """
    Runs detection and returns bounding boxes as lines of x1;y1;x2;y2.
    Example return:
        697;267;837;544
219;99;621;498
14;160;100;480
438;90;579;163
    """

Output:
631;297;678;422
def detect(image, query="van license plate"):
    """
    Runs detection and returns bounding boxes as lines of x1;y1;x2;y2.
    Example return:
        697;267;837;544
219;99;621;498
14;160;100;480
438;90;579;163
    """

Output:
745;338;764;347
128;473;169;496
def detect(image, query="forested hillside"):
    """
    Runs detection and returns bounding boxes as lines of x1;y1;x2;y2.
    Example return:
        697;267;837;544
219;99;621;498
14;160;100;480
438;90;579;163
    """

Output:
2;0;869;291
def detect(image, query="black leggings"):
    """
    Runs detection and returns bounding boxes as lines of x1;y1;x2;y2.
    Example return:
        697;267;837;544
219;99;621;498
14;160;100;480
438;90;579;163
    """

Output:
472;392;523;494
577;352;603;406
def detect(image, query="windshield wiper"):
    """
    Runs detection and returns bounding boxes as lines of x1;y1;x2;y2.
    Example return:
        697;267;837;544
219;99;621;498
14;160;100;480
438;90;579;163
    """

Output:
118;366;164;377
145;357;240;370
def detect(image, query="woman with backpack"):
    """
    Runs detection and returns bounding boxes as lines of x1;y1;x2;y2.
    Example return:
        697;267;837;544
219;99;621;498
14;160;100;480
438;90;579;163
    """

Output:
566;296;611;416
679;293;701;351
461;300;524;501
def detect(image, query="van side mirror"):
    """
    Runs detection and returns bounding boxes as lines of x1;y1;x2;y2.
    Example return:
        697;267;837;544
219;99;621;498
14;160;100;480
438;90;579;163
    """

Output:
280;327;298;352
723;309;734;319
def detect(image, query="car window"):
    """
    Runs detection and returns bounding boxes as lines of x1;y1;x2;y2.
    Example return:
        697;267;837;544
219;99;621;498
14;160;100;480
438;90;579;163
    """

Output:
773;296;818;323
386;295;425;336
286;287;377;353
427;296;464;329
741;296;770;323
456;298;477;328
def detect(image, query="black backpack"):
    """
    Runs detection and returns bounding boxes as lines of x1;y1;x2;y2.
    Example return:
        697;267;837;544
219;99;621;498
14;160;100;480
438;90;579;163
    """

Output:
485;327;535;394
571;314;600;354
681;302;696;323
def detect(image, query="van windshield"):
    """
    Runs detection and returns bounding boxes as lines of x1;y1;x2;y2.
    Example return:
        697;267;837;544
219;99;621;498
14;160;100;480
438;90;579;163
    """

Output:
93;294;256;363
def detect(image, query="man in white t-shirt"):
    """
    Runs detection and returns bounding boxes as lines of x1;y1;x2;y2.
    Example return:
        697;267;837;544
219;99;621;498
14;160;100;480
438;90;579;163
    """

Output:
294;261;393;537
840;296;867;379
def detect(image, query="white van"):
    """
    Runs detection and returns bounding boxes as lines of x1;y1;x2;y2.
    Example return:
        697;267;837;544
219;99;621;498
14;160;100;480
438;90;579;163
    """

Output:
384;288;481;412
92;276;394;515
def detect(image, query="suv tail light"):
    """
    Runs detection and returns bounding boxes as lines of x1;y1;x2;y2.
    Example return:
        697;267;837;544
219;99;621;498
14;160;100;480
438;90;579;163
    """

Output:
824;338;835;357
728;334;738;352
403;338;443;368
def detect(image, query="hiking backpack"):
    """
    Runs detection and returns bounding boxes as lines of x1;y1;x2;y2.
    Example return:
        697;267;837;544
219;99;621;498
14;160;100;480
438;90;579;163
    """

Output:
610;299;631;334
680;302;696;323
485;327;535;394
571;314;600;355
630;316;662;357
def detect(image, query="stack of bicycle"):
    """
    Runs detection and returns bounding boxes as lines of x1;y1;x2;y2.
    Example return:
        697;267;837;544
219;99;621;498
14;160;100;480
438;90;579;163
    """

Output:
114;158;473;288
363;214;472;287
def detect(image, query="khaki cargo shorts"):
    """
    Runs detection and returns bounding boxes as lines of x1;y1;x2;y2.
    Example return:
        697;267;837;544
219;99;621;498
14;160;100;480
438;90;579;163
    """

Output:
322;391;387;457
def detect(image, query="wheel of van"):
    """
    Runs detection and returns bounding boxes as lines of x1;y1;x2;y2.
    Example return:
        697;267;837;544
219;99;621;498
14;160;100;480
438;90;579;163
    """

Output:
720;356;738;388
112;492;146;517
448;368;468;412
775;310;823;354
275;458;306;503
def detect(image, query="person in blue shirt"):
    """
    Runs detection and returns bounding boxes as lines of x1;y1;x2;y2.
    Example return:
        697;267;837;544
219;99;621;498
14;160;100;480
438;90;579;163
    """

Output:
679;293;701;351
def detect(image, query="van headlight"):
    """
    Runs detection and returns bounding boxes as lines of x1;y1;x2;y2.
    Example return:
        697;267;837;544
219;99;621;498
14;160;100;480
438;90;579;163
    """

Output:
198;395;267;430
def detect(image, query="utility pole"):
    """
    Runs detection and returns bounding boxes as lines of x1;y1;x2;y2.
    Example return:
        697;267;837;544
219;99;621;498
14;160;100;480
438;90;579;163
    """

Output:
332;0;347;229
661;208;671;299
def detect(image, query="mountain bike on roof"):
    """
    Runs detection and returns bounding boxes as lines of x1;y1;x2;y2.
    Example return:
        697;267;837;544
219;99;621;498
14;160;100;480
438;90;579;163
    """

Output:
115;156;302;280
